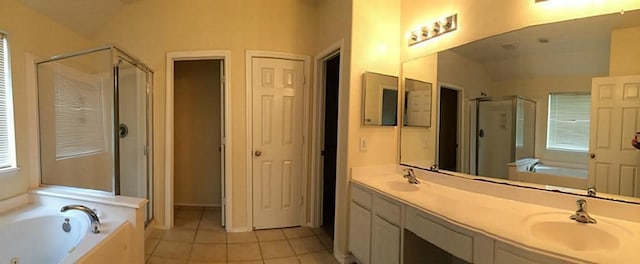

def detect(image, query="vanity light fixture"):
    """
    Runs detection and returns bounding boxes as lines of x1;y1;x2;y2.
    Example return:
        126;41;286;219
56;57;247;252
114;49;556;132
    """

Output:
408;14;457;46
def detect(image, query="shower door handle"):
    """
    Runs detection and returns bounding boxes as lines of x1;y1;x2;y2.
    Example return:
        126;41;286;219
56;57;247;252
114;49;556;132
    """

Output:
254;150;262;157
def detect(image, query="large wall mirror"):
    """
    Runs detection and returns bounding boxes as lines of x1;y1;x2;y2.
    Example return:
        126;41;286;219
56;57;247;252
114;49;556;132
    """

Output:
400;10;640;202
362;72;399;126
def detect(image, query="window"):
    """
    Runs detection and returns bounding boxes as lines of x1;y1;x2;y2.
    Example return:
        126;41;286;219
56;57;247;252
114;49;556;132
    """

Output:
0;32;16;170
546;93;591;152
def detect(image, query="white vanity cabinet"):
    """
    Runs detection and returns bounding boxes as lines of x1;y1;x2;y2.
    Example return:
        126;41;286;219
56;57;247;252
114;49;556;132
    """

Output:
493;241;567;264
349;183;403;264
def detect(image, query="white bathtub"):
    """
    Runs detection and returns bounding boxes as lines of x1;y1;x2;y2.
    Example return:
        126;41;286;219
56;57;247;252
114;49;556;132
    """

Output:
0;215;88;263
533;164;588;178
0;188;146;264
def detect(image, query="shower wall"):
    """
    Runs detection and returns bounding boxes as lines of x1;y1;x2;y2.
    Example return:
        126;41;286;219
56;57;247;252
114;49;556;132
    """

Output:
37;47;154;223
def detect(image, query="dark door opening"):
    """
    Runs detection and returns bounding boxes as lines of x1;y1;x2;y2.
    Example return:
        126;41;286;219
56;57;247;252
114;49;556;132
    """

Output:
321;54;340;239
438;86;459;171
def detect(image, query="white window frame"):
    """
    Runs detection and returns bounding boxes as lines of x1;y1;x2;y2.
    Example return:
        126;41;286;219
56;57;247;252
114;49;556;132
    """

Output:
546;92;591;152
0;32;17;173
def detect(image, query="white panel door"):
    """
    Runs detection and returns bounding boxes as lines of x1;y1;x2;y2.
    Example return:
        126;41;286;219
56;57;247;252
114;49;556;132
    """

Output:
589;75;640;197
252;57;304;229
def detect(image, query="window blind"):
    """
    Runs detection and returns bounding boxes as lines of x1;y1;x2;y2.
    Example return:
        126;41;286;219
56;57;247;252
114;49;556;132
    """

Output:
546;93;591;152
55;71;105;159
0;33;15;169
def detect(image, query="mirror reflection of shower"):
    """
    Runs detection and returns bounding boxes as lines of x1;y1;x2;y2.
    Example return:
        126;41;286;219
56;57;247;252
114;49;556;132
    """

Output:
36;46;154;224
470;96;536;179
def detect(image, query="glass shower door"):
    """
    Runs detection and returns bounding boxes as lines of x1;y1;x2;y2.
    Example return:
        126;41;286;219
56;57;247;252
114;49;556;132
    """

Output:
476;98;514;179
116;58;153;223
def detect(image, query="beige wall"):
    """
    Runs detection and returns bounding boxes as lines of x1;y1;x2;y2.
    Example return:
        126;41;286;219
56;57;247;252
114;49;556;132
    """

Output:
91;0;317;229
174;60;222;206
0;0;95;200
610;26;640;76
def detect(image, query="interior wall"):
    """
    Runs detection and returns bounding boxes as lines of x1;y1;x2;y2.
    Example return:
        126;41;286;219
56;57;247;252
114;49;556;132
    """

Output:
174;60;221;206
91;0;316;229
0;0;95;200
610;26;640;76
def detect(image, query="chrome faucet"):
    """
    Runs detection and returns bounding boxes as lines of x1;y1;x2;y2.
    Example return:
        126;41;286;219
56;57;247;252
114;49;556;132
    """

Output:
403;168;420;184
61;205;101;233
527;161;540;172
587;186;597;197
570;199;597;224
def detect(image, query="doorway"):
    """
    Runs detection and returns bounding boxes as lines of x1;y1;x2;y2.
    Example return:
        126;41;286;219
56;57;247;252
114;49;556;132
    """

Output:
438;86;460;171
165;51;231;230
173;60;224;222
321;53;340;238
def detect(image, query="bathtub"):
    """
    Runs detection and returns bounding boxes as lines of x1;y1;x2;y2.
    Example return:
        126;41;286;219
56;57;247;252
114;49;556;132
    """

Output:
0;188;147;264
532;164;588;178
0;215;87;263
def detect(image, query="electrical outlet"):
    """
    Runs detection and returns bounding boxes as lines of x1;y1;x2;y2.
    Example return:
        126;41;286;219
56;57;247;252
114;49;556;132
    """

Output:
360;137;368;151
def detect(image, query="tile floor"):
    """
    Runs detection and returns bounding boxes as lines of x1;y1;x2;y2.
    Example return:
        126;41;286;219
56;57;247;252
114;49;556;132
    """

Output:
145;206;337;264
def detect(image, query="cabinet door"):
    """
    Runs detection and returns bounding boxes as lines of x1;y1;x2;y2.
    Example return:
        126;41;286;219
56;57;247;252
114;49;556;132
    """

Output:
371;216;400;264
349;201;371;264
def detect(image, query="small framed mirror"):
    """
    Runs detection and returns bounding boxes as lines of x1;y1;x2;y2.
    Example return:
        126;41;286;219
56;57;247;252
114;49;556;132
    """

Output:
362;72;399;126
403;78;432;127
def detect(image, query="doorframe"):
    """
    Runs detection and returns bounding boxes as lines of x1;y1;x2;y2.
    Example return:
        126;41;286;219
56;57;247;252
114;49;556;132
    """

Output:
245;50;311;230
310;41;343;227
165;50;232;230
435;82;465;172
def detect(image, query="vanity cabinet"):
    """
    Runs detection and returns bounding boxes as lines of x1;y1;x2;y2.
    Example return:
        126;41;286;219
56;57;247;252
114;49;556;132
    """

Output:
349;183;403;264
493;241;566;264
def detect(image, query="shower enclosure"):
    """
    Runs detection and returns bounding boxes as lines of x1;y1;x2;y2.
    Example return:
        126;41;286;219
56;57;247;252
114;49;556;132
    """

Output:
469;96;535;179
36;46;153;224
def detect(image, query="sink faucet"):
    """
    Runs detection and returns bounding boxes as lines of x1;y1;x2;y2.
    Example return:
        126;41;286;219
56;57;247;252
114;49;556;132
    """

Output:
587;186;597;197
61;205;101;233
570;199;597;224
403;168;420;184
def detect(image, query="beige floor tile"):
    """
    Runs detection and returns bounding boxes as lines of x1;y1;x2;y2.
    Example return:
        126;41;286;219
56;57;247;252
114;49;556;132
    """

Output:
227;261;264;264
148;256;188;264
188;261;225;264
289;237;325;255
194;229;227;244
146;239;161;255
264;257;300;264
175;217;201;229
163;229;197;243
283;227;314;239
189;244;227;262
175;207;203;220
317;233;333;251
227;231;258;243
256;229;286;242
153;241;192;260
310;228;325;236
227;243;262;261
199;219;225;231
260;240;295;259
297;251;338;264
150;229;166;239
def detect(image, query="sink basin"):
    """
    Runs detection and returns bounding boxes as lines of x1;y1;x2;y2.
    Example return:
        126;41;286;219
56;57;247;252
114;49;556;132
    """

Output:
385;180;419;192
525;213;630;252
530;221;618;251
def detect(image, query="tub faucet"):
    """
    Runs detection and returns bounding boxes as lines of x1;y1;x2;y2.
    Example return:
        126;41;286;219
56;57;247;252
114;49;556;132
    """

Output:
527;161;540;172
570;199;597;224
61;205;101;233
403;168;420;184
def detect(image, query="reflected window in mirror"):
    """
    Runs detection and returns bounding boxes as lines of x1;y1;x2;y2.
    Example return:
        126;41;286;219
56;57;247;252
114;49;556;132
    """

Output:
362;72;399;126
547;92;591;152
403;78;432;127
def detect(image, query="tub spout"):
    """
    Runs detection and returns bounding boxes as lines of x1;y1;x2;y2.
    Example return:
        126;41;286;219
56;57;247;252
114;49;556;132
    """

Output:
61;205;100;233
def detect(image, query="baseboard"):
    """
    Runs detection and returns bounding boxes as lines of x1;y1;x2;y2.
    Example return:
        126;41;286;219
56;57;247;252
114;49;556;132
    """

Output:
334;249;355;264
227;226;253;232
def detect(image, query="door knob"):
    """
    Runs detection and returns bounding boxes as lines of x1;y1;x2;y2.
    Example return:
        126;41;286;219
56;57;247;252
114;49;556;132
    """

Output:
254;150;262;157
589;153;596;159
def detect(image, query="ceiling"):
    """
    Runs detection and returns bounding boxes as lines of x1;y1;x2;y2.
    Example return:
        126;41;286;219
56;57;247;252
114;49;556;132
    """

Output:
20;0;141;37
449;10;640;80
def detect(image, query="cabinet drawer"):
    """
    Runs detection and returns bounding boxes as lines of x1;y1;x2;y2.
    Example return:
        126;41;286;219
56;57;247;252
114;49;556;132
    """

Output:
405;207;473;263
372;195;401;226
351;184;372;209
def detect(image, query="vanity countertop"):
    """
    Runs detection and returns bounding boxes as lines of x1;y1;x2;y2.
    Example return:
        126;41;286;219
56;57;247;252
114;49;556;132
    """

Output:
351;168;640;263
